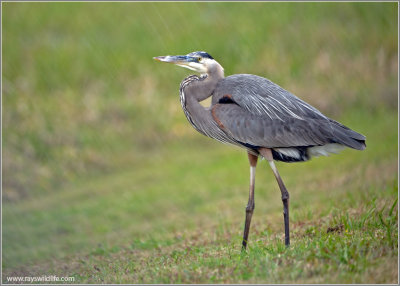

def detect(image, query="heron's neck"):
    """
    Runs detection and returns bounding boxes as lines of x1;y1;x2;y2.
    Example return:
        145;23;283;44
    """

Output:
183;72;223;102
179;73;223;135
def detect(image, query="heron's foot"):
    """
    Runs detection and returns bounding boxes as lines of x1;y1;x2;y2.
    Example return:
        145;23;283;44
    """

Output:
241;243;249;255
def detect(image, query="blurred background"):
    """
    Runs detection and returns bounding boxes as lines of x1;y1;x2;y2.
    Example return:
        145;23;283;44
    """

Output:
2;1;398;280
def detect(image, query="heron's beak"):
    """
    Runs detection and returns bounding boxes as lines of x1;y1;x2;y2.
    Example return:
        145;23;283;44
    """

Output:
153;55;196;65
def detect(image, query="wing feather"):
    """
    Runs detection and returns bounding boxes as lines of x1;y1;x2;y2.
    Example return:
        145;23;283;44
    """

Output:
212;104;331;148
213;74;325;121
211;74;366;150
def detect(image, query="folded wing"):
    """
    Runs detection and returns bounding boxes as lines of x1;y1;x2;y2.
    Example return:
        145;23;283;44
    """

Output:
211;74;366;156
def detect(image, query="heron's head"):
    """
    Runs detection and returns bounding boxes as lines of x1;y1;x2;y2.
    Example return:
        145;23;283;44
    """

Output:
153;51;224;77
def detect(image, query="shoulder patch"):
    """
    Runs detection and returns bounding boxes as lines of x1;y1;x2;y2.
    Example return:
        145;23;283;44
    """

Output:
211;104;225;129
218;94;237;104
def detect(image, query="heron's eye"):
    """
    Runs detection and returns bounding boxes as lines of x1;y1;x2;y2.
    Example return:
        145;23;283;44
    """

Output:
197;57;202;62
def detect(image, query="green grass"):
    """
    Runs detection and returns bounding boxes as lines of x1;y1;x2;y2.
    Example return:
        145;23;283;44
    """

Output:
2;2;398;284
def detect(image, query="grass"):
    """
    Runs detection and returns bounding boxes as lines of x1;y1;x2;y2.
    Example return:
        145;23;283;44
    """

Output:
2;2;398;284
2;109;398;284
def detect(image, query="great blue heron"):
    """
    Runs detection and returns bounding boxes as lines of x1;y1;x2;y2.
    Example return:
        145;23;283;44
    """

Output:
153;51;366;249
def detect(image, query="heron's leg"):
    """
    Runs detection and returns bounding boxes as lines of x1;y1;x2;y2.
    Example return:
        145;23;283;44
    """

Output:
259;148;290;246
242;152;258;250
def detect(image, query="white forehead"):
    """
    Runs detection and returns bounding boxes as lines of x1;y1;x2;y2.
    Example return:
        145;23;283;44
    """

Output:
200;57;215;64
176;57;219;74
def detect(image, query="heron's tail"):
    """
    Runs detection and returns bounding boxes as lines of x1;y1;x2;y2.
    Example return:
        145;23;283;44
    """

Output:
329;119;366;150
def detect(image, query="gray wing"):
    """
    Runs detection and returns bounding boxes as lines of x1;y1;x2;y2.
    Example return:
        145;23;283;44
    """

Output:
211;74;366;149
212;74;326;120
